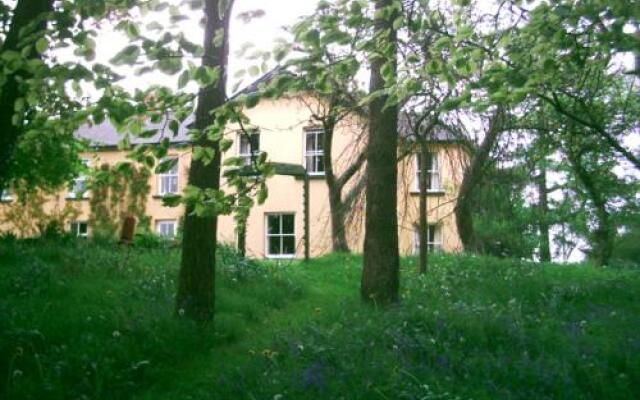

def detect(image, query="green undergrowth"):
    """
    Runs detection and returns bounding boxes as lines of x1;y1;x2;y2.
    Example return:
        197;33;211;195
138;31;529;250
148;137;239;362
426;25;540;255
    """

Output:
0;239;638;399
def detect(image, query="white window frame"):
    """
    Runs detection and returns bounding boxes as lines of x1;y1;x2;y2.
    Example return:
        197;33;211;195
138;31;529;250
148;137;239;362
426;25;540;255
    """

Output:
1;188;13;202
304;128;325;176
157;157;179;196
238;130;261;166
68;158;91;199
265;213;296;258
70;221;89;238
156;219;177;238
413;224;443;254
414;151;442;193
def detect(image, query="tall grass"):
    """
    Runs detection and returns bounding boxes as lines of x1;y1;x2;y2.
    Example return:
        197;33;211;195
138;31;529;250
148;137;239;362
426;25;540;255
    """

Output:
1;239;638;399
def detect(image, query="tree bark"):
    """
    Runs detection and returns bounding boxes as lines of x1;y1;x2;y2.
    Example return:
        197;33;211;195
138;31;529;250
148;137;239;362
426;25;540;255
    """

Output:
361;0;399;305
418;139;429;274
322;120;350;253
455;108;505;252
537;168;552;262
176;0;233;322
0;0;54;192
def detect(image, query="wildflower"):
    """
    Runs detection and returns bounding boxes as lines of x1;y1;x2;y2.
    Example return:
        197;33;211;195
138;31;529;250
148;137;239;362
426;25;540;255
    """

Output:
112;330;121;338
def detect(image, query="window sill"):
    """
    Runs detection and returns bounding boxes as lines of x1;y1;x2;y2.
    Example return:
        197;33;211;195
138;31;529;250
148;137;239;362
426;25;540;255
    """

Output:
265;254;296;259
66;196;89;201
153;194;179;199
409;190;446;196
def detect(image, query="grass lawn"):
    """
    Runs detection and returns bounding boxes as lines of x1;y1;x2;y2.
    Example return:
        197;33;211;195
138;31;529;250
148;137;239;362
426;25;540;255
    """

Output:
1;238;639;399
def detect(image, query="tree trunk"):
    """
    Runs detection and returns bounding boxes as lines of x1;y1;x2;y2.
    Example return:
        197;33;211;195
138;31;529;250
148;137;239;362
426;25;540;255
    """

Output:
361;0;399;305
176;0;233;322
327;180;349;252
455;108;505;252
322;121;350;253
537;168;551;262
0;0;54;192
567;151;614;267
418;139;429;274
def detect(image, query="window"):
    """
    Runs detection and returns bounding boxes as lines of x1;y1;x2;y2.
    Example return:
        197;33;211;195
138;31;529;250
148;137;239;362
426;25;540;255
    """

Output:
69;159;90;199
158;157;179;196
266;213;295;257
413;224;442;254
70;221;88;238
238;131;261;166
305;128;325;175
415;151;442;192
156;220;177;238
1;189;13;202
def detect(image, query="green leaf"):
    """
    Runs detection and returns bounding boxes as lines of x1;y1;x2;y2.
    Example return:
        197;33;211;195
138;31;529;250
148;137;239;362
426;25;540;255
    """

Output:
248;65;260;77
111;45;141;66
169;120;180;136
157;58;182;75
392;16;404;31
162;194;182;207
178;70;190;89
193;146;215;165
35;37;49;54
156;157;178;173
125;21;140;39
244;93;260;108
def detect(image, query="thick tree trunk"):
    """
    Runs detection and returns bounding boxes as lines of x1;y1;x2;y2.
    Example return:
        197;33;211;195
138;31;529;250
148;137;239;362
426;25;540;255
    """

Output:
361;0;399;305
455;108;505;252
0;0;54;192
327;180;349;252
176;0;233;322
237;224;246;257
537;168;552;262
322;121;350;253
418;139;429;274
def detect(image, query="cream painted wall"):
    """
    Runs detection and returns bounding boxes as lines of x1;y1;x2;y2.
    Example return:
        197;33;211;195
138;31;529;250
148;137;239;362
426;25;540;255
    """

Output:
0;95;465;258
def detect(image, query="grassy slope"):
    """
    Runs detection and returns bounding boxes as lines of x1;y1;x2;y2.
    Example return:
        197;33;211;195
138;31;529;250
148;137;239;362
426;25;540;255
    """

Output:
0;239;639;400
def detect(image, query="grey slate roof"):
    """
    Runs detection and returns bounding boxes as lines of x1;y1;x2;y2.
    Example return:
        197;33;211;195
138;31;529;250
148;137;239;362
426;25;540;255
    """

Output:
75;116;194;148
398;112;462;143
74;70;461;147
228;65;292;100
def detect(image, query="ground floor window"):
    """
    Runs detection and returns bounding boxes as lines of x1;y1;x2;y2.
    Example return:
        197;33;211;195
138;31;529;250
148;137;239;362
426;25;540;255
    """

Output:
413;224;442;254
70;221;88;238
1;189;13;202
156;220;177;238
266;213;295;257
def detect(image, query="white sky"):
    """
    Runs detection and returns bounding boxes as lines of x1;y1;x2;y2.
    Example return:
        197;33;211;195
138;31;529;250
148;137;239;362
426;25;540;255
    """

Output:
81;0;319;94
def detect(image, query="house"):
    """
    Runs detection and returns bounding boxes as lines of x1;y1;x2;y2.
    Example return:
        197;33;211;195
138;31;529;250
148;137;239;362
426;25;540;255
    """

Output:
0;89;466;258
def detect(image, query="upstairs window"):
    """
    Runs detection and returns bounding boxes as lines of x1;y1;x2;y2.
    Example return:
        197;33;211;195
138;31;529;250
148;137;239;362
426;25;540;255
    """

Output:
68;159;91;199
266;213;295;257
413;224;443;254
70;221;88;238
415;151;441;192
305;128;325;175
158;157;179;196
238;131;261;166
156;220;177;238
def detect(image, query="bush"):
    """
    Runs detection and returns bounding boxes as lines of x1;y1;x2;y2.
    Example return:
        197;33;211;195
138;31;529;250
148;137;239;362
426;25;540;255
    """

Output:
132;231;173;249
217;243;261;281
